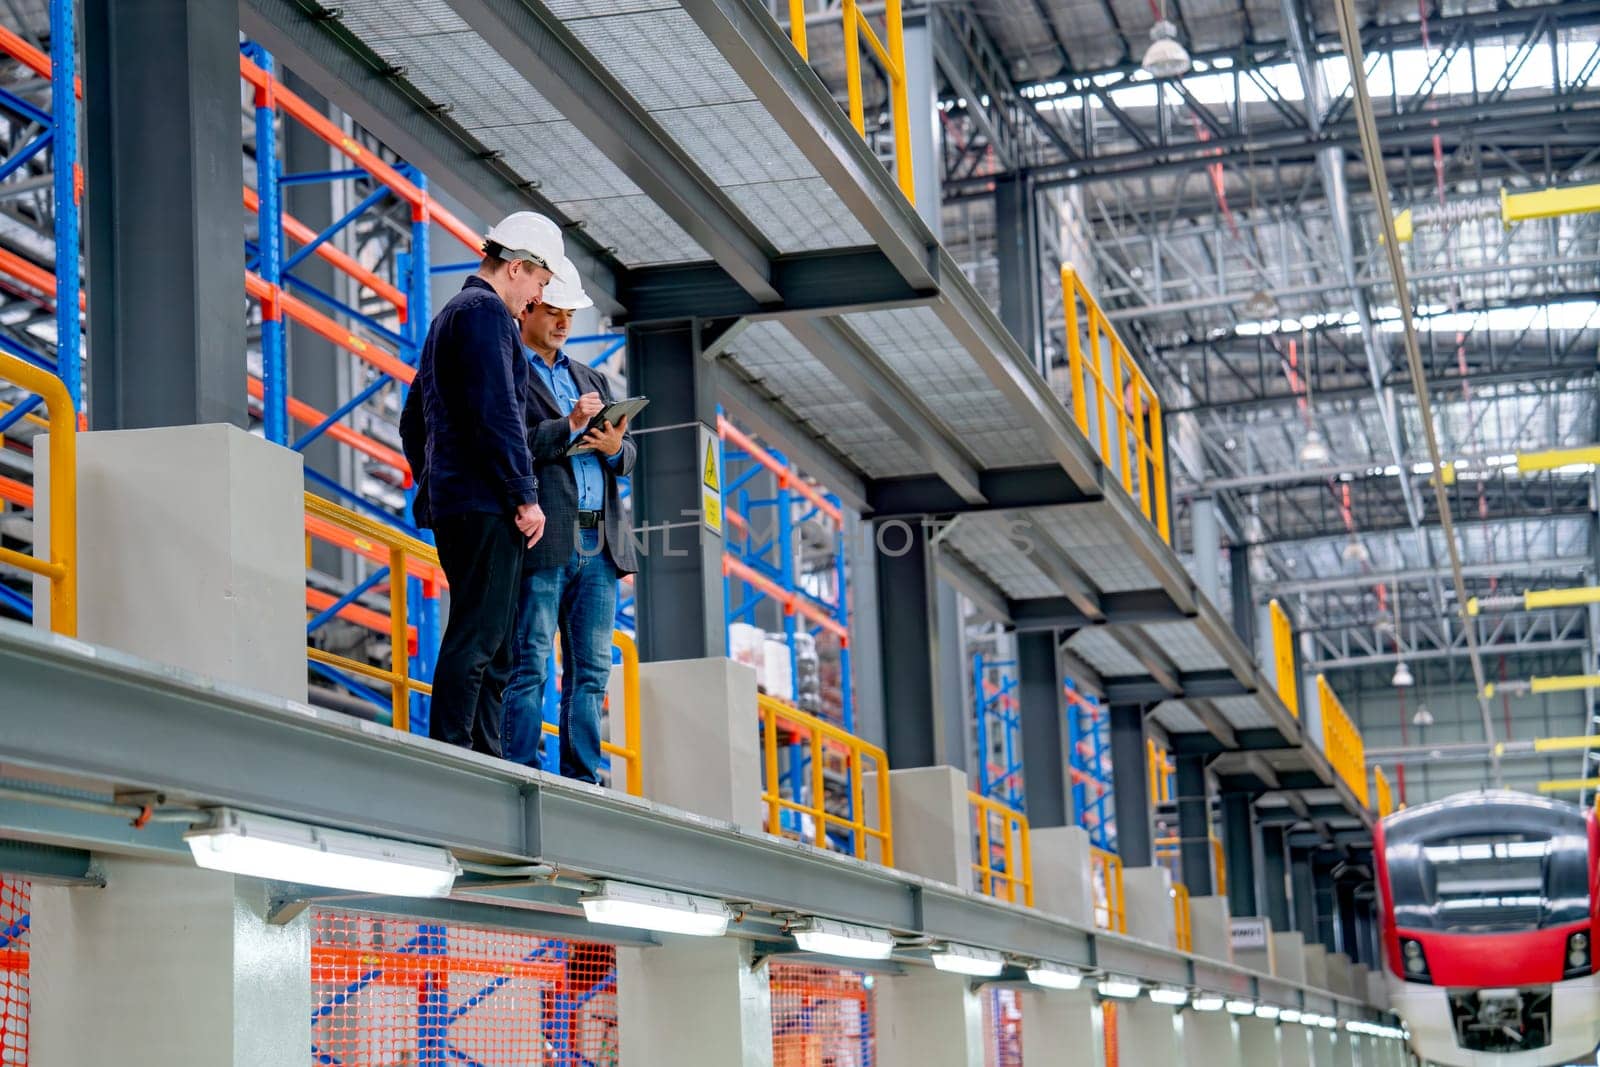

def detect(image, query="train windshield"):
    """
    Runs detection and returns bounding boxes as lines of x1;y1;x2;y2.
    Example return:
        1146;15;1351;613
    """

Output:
1385;797;1591;933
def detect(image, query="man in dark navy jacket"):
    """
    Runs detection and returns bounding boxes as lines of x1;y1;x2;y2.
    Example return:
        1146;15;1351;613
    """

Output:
502;259;637;782
401;212;564;756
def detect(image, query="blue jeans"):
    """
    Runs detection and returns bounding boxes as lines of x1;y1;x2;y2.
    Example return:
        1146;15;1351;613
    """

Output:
503;527;617;783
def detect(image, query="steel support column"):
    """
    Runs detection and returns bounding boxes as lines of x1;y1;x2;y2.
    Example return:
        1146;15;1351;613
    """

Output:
1335;877;1359;961
877;519;963;769
1018;629;1069;827
625;321;726;662
1229;542;1255;650
994;171;1042;373
1290;847;1317;937
1260;823;1291;934
903;9;942;238
1174;753;1213;896
1221;791;1258;918
84;0;245;429
1109;703;1152;867
1192;495;1222;606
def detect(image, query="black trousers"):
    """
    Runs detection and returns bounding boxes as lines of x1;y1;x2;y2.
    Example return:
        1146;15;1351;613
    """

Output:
431;511;524;756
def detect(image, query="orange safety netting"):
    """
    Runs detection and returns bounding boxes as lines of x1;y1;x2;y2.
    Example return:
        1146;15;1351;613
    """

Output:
770;961;875;1067
983;987;1022;1067
0;878;28;1066
311;910;618;1066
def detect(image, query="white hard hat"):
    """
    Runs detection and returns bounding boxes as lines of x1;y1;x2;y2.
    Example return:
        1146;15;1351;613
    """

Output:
483;211;564;272
541;256;594;311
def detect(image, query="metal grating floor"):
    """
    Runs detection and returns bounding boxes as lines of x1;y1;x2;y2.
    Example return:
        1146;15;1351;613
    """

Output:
1064;628;1147;677
1212;695;1276;731
1027;505;1159;593
1140;621;1231;673
1153;701;1206;735
944;517;1059;600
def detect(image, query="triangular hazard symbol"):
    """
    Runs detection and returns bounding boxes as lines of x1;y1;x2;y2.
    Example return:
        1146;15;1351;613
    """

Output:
703;445;720;491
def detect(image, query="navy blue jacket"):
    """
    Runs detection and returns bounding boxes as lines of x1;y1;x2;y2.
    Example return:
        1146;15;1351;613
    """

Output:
401;276;537;528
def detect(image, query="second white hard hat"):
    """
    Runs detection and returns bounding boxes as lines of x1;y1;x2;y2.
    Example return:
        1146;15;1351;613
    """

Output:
540;256;594;311
483;211;564;272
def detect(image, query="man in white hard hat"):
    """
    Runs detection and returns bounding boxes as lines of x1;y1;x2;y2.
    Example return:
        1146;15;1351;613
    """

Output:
400;211;563;757
502;257;637;782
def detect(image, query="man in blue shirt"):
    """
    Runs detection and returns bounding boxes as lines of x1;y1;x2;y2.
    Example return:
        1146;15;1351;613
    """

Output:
400;212;562;756
503;259;637;783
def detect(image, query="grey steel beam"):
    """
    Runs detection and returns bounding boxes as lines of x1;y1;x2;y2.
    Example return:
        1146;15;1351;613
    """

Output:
1018;630;1070;828
238;0;622;310
1009;589;1188;631
1187;700;1240;750
626;321;727;662
1101;670;1251;705
85;0;245;430
867;466;1089;518
1174;753;1213;897
620;249;933;323
785;315;985;503
1265;556;1589;597
1109;703;1153;867
448;0;779;304
994;172;1042;370
0;838;101;885
877;520;960;769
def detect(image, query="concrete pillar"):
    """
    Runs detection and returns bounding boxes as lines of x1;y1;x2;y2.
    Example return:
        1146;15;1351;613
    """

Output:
1031;825;1095;927
1124;865;1177;946
616;937;773;1067
1237;1014;1280;1065
1303;943;1329;990
1018;630;1070;826
34;424;305;701
636;657;761;832
1365;968;1390;1010
875;967;983;1067
1113;997;1181;1064
1326;953;1354;997
32;857;309;1065
1190;894;1233;962
1174;753;1213;896
1281;1021;1315;1067
1019;988;1102;1066
1234;917;1276;975
864;765;973;890
1331;1031;1356;1067
1182;1007;1243;1067
1310;1025;1336;1067
1273;932;1307;984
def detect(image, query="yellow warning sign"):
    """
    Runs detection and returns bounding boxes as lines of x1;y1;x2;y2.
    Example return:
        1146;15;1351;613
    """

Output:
699;425;723;536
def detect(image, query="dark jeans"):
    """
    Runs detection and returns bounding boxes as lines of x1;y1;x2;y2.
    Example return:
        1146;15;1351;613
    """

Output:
430;511;524;756
503;527;618;783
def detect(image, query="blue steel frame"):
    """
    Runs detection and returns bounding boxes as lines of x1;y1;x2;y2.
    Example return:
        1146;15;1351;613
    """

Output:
972;651;1024;810
1065;681;1115;851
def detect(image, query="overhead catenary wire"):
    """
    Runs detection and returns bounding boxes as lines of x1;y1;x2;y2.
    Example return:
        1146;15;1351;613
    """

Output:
1328;0;1502;786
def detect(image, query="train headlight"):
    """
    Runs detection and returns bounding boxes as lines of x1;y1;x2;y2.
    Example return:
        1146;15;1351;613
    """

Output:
1398;939;1431;984
1564;930;1592;979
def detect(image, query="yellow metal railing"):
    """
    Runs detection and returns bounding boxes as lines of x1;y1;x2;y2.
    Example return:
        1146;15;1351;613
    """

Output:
1061;266;1171;543
1317;674;1368;806
1373;765;1395;819
786;0;914;203
969;791;1032;906
1153;834;1226;897
759;692;894;864
0;354;75;636
1147;738;1173;805
1090;847;1126;933
304;492;643;795
1172;882;1193;952
1268;598;1298;718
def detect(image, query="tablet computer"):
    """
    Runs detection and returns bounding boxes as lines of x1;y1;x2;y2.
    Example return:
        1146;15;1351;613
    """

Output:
565;396;648;456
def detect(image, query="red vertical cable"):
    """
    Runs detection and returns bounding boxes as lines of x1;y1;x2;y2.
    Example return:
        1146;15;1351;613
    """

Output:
1396;686;1409;804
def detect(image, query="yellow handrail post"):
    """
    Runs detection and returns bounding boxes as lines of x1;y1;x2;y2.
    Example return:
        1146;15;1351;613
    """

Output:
1064;267;1089;434
787;0;808;57
0;354;76;636
612;630;644;797
1173;882;1193;952
387;545;410;733
840;0;865;136
881;0;913;201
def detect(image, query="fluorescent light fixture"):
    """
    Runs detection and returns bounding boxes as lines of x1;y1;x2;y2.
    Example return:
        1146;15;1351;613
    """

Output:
1280;1009;1303;1024
1149;985;1190;1006
930;943;1005;977
791;917;895;960
1025;962;1085;990
1097;975;1142;999
1191;993;1226;1012
184;807;459;897
580;880;730;937
1317;1015;1338;1030
1225;998;1256;1015
1255;1004;1281;1020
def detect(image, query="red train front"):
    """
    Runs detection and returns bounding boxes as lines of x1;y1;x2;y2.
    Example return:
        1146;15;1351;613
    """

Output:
1374;790;1600;1066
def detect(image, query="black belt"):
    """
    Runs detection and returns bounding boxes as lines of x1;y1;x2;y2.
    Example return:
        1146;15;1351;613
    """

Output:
577;510;603;528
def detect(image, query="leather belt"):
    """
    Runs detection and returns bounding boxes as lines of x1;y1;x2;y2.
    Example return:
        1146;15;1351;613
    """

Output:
577;510;603;529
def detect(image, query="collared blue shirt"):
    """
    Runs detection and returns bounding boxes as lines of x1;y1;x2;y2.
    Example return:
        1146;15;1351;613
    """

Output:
526;346;620;511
